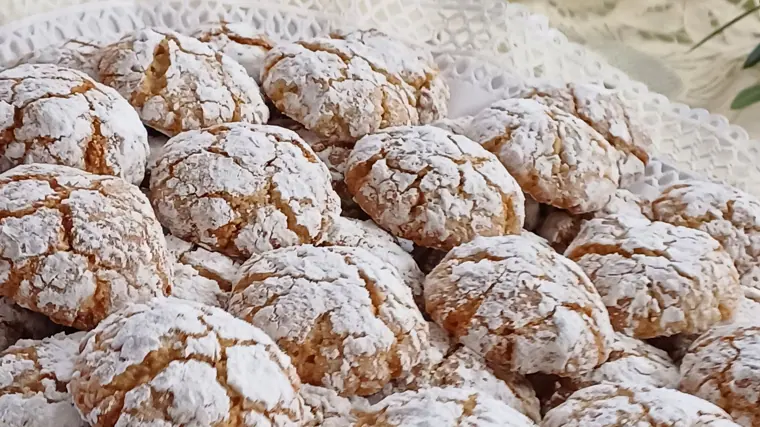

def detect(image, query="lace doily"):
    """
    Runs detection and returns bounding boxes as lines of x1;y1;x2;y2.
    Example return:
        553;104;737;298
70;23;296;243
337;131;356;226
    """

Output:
0;0;756;197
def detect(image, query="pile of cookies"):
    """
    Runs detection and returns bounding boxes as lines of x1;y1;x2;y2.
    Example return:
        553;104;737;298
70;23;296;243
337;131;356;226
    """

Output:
1;19;759;427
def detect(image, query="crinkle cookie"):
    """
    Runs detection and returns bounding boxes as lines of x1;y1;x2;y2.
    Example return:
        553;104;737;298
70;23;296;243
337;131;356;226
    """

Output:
680;322;760;426
19;39;103;80
424;235;615;377
650;180;760;301
164;234;239;308
262;29;448;141
345;125;525;251
596;188;653;219
301;384;369;427
431;115;474;136
0;164;172;329
228;245;429;396
99;28;268;137
466;98;621;214
542;384;740;427
537;210;587;253
355;387;538;426
565;215;742;338
69;298;307;426
0;297;62;352
0;64;149;184
149;123;340;259
0;331;86;427
192;21;274;83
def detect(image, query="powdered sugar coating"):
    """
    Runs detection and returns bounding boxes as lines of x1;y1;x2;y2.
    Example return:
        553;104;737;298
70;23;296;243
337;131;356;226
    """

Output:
0;297;62;352
345;125;525;251
431;115;474;136
69;298;307;426
150;123;340;259
680;322;760;426
191;22;274;83
466;98;621;214
228;245;429;396
566;215;742;338
300;384;369;426
99;28;268;137
596;189;653;220
542;384;740;427
19;39;103;80
0;64;149;184
424;234;615;377
0;164;172;329
262;29;448;141
0;331;86;427
650;180;760;301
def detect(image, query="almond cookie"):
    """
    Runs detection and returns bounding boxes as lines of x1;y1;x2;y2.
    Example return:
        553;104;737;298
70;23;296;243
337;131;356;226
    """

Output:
69;298;307;426
262;29;448;141
0;164;172;329
566;215;742;338
165;234;239;308
0;331;86;427
227;245;429;396
345;125;525;251
466;98;621;214
424;234;615;377
99;28;268;137
0;64;149;184
0;297;62;352
192;22;274;83
650;180;760;301
680;322;760;426
19;39;103;80
149;123;340;259
542;384;740;427
355;387;538;426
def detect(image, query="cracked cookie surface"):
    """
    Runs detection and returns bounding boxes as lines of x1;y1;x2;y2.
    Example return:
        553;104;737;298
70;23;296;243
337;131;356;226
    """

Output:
466;98;621;214
19;39;103;80
192;21;274;84
149;123;340;259
0;164;172;329
0;64;149;184
566;215;742;338
424;234;615;377
69;297;308;427
345;125;525;251
262;29;448;141
228;245;429;397
99;28;269;137
0;297;63;352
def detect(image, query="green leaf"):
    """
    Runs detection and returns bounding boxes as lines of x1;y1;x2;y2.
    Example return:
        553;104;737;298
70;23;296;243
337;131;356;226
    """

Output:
731;84;760;109
689;5;760;52
744;43;760;68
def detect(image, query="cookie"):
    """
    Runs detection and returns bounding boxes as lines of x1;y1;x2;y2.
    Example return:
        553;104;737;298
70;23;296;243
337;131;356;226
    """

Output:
228;245;429;396
431;115;474;136
0;64;149;184
149;123;340;259
69;298;307;426
164;234;240;308
0;164;172;329
542;384;740;427
301;384;369;426
650;180;760;301
191;22;274;83
345;125;525;251
19;39;103;80
680;322;760;426
424;234;615;377
262;29;448;141
0;297;62;352
0;332;86;427
565;215;742;338
466;98;621;214
596;188;653;219
99;28;268;136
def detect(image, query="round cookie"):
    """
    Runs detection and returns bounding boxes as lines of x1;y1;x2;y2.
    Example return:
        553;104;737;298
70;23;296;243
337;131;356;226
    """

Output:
355;387;538;427
542;384;740;427
69;298;307;426
98;28;268;136
19;39;103;80
650;180;760;301
595;188;653;220
149;123;340;259
466;98;622;214
301;384;369;427
0;164;172;329
227;245;429;396
0;331;86;427
565;215;742;338
680;322;760;426
424;234;615;377
345;125;525;251
262;29;448;141
192;21;274;83
0;297;62;352
0;64;149;184
431;115;474;136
